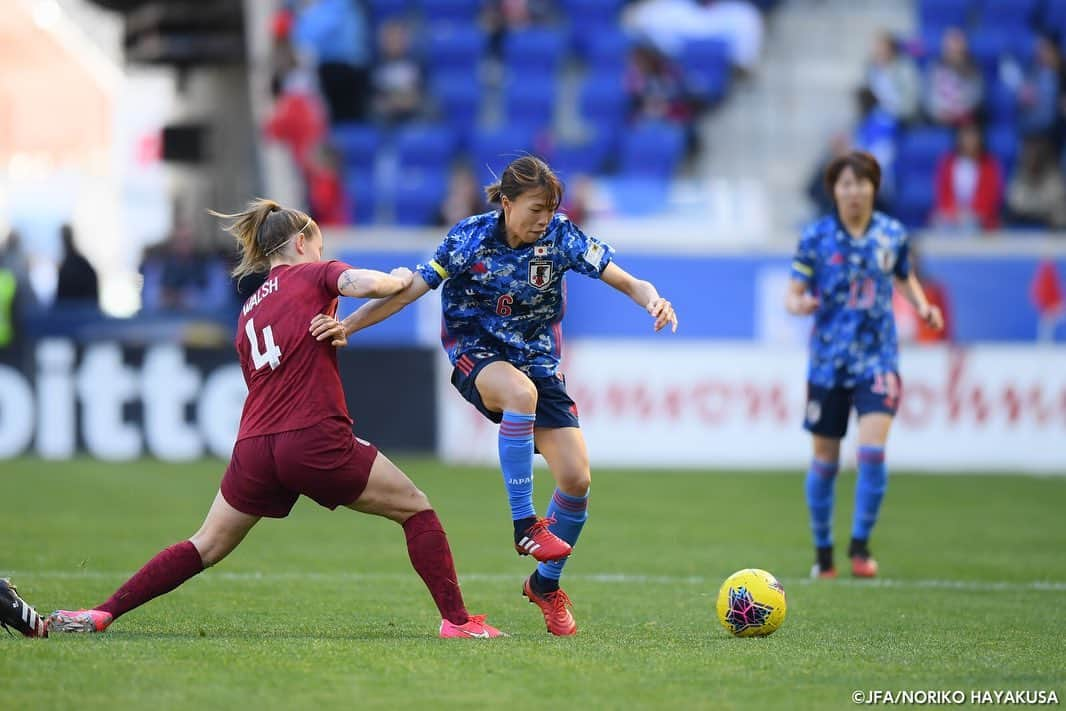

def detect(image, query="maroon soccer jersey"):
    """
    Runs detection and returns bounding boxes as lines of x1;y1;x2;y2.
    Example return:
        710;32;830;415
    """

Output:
235;260;352;440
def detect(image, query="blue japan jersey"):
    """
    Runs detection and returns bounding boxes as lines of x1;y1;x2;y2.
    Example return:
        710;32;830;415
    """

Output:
416;211;614;378
791;212;911;388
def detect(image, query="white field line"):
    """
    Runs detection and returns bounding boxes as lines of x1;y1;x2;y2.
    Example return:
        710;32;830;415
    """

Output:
4;570;1065;592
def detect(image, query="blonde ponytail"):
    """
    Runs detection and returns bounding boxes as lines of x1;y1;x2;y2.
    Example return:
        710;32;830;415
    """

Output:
209;198;315;279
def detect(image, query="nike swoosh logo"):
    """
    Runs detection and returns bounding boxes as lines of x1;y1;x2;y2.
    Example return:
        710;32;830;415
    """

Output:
464;630;491;638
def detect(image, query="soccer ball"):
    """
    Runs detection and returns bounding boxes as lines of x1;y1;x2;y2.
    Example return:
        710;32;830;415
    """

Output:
716;568;787;637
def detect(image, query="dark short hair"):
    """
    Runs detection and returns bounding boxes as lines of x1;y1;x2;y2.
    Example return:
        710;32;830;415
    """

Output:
824;150;882;199
484;155;563;210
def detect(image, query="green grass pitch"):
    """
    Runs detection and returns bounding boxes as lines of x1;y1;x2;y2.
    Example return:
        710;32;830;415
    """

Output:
2;458;1064;710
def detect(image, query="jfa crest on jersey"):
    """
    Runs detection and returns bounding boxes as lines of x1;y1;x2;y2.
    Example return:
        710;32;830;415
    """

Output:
417;211;614;377
790;212;911;388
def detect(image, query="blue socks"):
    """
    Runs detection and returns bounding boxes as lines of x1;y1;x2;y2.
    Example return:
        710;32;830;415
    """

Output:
852;446;887;542
805;459;839;549
498;411;537;521
536;488;589;583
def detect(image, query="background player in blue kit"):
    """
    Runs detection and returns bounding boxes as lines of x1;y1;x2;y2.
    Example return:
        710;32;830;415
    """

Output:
312;156;678;635
786;151;944;579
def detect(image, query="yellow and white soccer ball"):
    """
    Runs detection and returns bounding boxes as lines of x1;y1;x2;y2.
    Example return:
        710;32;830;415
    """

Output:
716;568;787;637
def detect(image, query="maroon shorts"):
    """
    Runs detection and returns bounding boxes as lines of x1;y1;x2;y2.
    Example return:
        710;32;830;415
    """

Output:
221;417;379;518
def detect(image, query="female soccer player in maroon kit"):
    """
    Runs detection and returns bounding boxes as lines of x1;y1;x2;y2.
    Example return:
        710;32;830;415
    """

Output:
19;199;503;639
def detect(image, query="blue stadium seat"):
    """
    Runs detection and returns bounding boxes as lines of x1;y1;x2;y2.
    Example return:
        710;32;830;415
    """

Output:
918;0;973;32
430;72;482;145
471;125;539;185
679;38;731;103
420;0;483;25
988;79;1018;124
584;28;632;72
986;124;1019;171
395;123;457;173
1042;0;1066;34
345;172;377;224
367;0;411;22
550;131;616;180
894;176;935;228
619;121;684;178
393;172;448;226
504;28;568;75
560;0;625;25
976;0;1039;28
898;127;955;177
503;75;557;130
424;25;486;75
331;123;381;172
967;27;1012;72
577;70;628;129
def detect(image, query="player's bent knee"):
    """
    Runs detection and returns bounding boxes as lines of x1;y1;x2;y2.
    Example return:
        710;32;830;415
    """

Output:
505;380;538;413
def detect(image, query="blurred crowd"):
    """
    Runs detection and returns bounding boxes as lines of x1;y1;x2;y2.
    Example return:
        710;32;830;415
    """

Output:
810;3;1066;235
263;0;776;226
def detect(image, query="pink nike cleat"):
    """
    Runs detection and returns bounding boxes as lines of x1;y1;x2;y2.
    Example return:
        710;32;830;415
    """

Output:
439;613;506;638
48;609;113;634
514;517;572;562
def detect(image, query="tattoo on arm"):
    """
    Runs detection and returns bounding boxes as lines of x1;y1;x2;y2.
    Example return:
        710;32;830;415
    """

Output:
339;271;357;294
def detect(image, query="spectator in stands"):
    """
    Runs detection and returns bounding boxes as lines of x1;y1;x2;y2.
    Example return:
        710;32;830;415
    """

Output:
807;132;852;215
483;0;556;57
932;123;1003;231
307;146;352;226
1016;35;1062;142
623;0;764;72
853;87;899;206
293;0;371;122
372;19;424;125
922;28;983;127
144;225;210;312
54;225;98;309
624;42;694;124
264;64;328;172
561;174;594;226
436;166;484;228
0;230;37;365
866;31;920;123
1005;136;1066;228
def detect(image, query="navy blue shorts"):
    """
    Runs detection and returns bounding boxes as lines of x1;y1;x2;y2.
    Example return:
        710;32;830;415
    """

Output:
803;372;902;439
451;352;580;429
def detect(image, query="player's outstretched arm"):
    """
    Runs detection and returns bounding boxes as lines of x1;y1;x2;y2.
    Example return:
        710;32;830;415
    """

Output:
312;272;432;346
601;262;678;333
785;279;820;316
337;267;413;299
893;273;944;331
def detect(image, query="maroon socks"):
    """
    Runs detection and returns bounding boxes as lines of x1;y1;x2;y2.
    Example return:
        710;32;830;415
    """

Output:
95;541;204;620
402;510;469;625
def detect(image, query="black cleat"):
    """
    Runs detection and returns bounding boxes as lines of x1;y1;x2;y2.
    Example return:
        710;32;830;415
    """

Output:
0;579;47;638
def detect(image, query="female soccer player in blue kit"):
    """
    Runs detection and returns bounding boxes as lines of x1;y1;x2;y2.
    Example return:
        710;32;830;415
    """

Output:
312;156;678;635
786;151;943;579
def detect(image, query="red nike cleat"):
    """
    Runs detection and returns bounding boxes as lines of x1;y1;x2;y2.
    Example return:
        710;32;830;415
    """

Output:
522;576;577;636
514;517;572;562
48;609;113;634
439;613;506;639
851;556;878;578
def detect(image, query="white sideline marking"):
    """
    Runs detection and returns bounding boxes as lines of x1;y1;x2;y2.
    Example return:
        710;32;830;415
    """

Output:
4;570;1066;592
